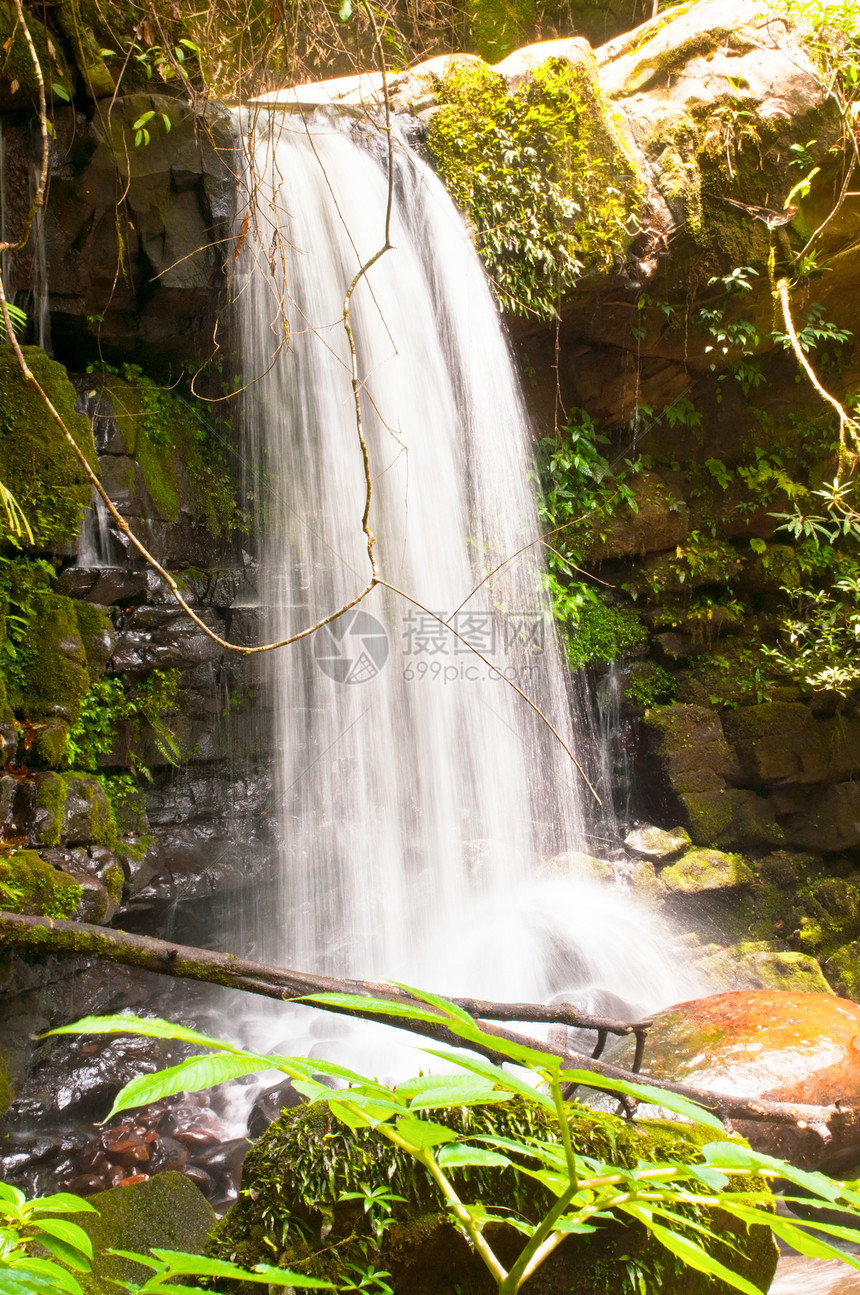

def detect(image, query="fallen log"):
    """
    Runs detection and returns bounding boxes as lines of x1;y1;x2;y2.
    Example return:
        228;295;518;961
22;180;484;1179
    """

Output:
0;911;853;1142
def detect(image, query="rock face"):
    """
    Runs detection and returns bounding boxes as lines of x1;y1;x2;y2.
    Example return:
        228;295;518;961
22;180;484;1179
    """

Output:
608;990;860;1171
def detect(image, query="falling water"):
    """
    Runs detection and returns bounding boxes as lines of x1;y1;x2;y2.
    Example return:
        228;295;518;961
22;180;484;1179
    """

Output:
77;488;119;567
236;108;694;1032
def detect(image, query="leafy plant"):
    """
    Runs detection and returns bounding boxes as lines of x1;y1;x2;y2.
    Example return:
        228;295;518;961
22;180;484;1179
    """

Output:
427;60;639;318
0;1178;331;1295
64;669;181;773
0;1179;97;1295
51;991;860;1295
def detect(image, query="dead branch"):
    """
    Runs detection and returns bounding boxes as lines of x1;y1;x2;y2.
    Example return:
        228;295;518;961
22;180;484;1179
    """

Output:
0;911;853;1138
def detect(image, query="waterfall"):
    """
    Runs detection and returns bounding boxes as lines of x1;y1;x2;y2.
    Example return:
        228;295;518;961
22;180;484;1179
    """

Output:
235;108;694;1038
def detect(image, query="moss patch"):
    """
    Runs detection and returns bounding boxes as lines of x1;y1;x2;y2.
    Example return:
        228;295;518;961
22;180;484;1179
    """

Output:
427;55;643;318
0;848;81;918
211;1099;776;1295
0;347;96;548
99;373;237;534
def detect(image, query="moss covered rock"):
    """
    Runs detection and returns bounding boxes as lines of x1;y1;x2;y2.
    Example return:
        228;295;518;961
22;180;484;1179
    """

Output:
660;846;754;894
210;1098;777;1295
0;848;81;918
427;48;643;319
695;942;832;995
71;1172;216;1295
0;348;96;549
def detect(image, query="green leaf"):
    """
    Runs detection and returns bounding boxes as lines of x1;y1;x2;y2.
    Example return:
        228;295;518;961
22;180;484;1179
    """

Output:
394;1117;458;1150
32;1239;90;1274
338;0;352;17
328;1100;373;1131
422;1049;555;1114
702;1142;856;1204
436;1144;511;1169
300;993;445;1026
104;1052;275;1121
47;1015;239;1052
26;1196;97;1217
51;82;70;102
132;111;155;130
559;1070;724;1131
7;1259;82;1295
28;1221;92;1259
399;1074;502;1110
646;1221;764;1295
146;1252;333;1286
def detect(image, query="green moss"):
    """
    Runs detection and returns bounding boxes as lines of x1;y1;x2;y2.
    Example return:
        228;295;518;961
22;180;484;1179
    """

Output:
0;348;96;548
103;864;124;905
468;0;535;62
73;603;114;680
101;374;237;534
565;596;648;670
0;849;81;918
0;2;76;105
71;1173;216;1295
427;57;643;319
34;772;66;846
10;580;90;738
211;1099;775;1295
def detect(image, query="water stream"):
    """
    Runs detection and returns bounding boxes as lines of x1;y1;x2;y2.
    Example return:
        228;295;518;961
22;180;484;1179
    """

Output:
235;107;695;1044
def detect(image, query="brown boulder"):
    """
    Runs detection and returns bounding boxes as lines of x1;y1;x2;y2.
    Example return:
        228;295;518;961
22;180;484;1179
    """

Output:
609;990;860;1170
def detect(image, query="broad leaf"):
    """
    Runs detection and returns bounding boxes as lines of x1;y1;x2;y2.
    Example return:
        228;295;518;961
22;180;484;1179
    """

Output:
559;1069;724;1131
146;1251;333;1286
436;1145;511;1169
27;1196;97;1217
300;993;445;1025
394;1117;458;1150
328;1100;372;1131
104;1053;279;1121
702;1142;859;1204
6;1259;82;1295
29;1219;91;1259
30;1240;90;1274
645;1220;764;1295
421;1049;555;1114
47;1015;234;1052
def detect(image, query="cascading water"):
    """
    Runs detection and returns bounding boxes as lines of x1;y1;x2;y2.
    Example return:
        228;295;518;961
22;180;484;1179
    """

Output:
235;107;696;1044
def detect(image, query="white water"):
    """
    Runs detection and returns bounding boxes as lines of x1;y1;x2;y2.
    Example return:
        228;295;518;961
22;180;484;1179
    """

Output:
235;109;694;1038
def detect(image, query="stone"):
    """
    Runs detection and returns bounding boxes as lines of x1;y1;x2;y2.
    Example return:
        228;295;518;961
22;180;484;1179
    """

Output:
212;1098;777;1295
639;705;739;797
722;703;860;788
624;823;690;861
70;1172;216;1295
541;850;614;882
660;847;754;894
492;37;597;92
694;943;832;995
679;787;784;851
782;782;860;852
587;471;689;560
62;777;114;847
606;990;860;1170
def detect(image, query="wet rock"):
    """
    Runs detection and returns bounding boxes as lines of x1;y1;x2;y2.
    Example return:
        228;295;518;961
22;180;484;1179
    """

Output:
62;777;113;847
624;823;690;861
694;943;832;995
678;786;784;851
607;990;860;1169
660;847;755;894
587;471;689;560
248;1078;307;1139
781;782;860;852
70;1172;216;1295
542;850;614;882
639;704;739;799
723;704;860;788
